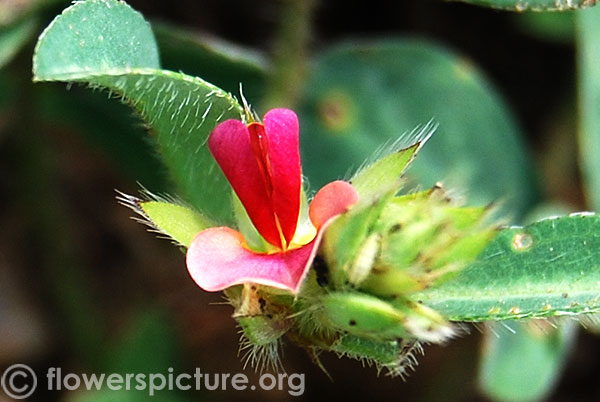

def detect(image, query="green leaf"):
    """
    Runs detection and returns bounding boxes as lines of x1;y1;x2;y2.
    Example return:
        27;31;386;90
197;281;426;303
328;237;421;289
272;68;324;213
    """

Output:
414;214;600;321
450;0;598;11
479;320;577;402
577;5;600;210
34;0;160;78
33;0;243;223
0;17;38;69
298;40;536;218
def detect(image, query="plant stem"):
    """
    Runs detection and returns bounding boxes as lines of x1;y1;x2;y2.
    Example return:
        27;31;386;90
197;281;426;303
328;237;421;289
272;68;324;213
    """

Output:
262;0;317;110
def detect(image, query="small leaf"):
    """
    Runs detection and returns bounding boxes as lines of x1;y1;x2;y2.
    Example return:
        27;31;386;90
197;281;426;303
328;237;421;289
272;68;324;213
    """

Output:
450;0;598;11
33;0;243;223
414;214;600;321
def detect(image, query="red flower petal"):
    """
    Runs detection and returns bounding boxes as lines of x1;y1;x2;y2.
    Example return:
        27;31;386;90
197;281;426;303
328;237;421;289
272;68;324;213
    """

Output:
263;109;301;246
187;227;315;293
208;109;301;249
309;180;359;228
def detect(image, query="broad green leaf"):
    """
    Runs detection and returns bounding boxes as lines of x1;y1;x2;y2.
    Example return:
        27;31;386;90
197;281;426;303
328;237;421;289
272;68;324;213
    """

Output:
33;0;243;223
152;22;267;101
0;17;38;69
479;320;577;402
298;40;536;218
414;214;600;321
140;201;211;248
451;0;598;11
577;5;600;210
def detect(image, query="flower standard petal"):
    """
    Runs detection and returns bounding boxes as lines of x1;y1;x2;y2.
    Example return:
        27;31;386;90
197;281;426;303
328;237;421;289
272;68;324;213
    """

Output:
262;109;302;247
208;119;283;248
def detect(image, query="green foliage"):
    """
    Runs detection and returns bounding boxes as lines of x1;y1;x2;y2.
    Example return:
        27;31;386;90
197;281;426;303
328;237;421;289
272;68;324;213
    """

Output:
298;40;537;217
479;320;577;402
452;0;598;11
415;213;600;321
578;5;600;210
33;0;244;224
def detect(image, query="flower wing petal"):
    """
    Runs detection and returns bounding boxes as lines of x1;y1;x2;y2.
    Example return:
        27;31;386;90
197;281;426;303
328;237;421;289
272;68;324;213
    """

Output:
309;180;359;228
187;227;315;293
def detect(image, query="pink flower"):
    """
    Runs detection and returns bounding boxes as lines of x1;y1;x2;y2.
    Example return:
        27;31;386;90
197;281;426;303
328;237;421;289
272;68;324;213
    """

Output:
186;108;358;293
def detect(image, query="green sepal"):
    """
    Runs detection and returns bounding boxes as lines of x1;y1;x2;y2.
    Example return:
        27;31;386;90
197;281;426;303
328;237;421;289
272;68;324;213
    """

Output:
322;191;394;288
350;134;427;204
321;292;454;343
360;188;494;297
332;335;400;366
118;192;212;248
322;292;410;340
237;315;290;346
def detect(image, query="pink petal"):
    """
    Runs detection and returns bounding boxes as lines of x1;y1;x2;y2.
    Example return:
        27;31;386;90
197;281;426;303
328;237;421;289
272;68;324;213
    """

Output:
187;227;316;293
309;180;359;228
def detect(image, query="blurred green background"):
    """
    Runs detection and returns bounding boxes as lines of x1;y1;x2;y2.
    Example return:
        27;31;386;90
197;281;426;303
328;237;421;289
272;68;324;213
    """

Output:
2;0;600;401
